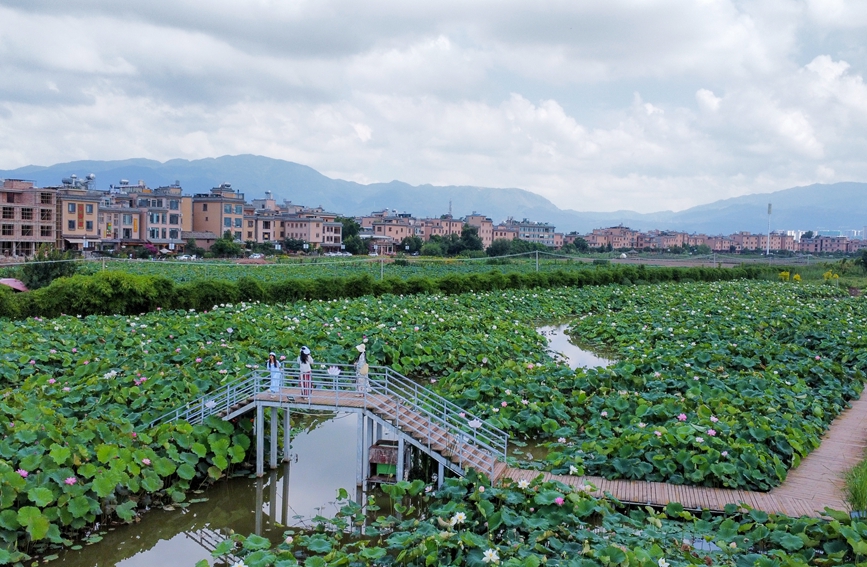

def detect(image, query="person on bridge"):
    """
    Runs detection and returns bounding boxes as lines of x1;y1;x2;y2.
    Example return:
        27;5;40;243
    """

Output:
298;346;313;396
354;343;369;395
266;352;282;399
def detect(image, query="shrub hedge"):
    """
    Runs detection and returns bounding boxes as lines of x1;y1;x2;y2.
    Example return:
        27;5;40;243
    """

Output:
0;264;767;319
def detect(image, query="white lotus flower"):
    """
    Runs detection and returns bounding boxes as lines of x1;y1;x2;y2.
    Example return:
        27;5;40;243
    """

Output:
482;549;500;564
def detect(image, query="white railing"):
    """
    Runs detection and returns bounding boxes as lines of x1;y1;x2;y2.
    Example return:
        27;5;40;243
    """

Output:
144;364;508;479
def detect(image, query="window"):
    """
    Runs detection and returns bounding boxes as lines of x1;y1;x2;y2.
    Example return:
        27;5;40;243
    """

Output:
41;209;52;221
263;232;270;241
247;220;254;227
1;225;12;236
280;231;285;237
234;205;243;215
234;218;242;228
169;200;179;210
123;214;132;225
21;225;32;236
123;228;132;239
2;207;12;220
68;203;76;213
202;203;208;212
40;225;52;237
85;221;93;231
68;220;75;230
234;231;241;240
5;193;15;204
169;229;179;239
161;213;166;224
161;228;166;239
263;221;270;229
169;214;179;225
150;213;160;224
155;199;163;208
224;218;232;227
40;192;53;204
224;204;232;214
85;204;93;214
20;208;33;220
247;231;253;238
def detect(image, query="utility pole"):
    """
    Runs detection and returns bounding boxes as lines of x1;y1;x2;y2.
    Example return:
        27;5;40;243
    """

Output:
766;203;772;257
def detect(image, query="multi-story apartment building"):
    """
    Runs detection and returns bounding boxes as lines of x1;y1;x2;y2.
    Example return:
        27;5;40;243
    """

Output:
465;214;494;248
99;180;193;251
500;218;557;246
0;179;57;257
57;185;103;252
492;226;518;242
192;183;246;241
423;216;465;240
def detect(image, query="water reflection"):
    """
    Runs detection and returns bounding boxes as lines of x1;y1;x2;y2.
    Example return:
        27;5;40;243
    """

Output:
537;323;613;369
54;413;370;567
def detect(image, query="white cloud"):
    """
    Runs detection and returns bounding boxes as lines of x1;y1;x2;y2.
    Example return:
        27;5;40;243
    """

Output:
0;0;866;213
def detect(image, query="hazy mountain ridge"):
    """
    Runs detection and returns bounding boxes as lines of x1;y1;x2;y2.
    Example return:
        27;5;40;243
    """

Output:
2;155;865;234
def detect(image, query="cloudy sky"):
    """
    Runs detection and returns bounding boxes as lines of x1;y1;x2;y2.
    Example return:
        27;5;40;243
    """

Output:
1;0;866;213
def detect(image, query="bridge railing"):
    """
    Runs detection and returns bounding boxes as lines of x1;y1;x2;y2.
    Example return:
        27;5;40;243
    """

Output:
144;363;508;478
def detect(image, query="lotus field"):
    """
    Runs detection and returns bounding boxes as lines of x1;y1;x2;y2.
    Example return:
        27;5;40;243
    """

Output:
0;279;865;561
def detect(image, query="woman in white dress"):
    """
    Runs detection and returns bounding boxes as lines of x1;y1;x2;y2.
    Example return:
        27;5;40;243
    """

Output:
354;344;369;395
297;346;313;396
266;352;282;399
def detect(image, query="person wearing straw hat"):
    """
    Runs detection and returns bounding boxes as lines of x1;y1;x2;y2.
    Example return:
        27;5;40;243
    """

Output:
354;343;369;395
297;346;313;396
266;352;282;400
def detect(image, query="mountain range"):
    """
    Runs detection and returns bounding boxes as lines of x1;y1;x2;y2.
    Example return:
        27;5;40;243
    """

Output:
1;155;865;235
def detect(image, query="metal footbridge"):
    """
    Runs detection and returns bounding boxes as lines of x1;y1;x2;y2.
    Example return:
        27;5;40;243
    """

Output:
146;364;508;482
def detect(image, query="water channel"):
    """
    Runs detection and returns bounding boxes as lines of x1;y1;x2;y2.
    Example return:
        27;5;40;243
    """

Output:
53;413;388;567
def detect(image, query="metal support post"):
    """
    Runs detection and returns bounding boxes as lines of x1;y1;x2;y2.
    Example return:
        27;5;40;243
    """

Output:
438;462;445;489
362;416;371;484
269;470;278;529
281;463;290;526
255;477;263;535
256;404;264;477
356;412;364;485
535;250;539;272
283;408;291;462
376;422;383;441
270;407;278;469
396;436;405;482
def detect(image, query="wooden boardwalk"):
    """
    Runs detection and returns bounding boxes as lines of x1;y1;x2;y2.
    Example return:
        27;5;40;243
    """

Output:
246;386;867;518
496;393;867;517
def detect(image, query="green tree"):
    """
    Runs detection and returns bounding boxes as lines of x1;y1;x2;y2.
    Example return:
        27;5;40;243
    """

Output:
342;235;366;255
857;249;867;272
460;225;484;252
573;237;589;252
336;216;361;239
420;241;445;256
211;231;243;257
399;236;423;254
20;246;78;290
185;238;205;258
695;244;712;255
803;231;815;239
282;237;307;253
486;238;513;257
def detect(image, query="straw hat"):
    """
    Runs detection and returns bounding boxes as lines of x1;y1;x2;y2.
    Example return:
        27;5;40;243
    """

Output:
355;344;366;353
301;346;311;355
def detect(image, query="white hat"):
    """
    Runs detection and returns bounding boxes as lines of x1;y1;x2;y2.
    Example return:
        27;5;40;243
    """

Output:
269;352;276;357
301;346;311;354
355;344;366;353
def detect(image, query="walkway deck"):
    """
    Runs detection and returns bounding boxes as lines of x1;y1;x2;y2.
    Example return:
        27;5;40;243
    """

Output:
496;393;867;517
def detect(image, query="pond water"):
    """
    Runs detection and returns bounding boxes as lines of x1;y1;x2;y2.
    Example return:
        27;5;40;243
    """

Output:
53;413;387;567
537;323;614;369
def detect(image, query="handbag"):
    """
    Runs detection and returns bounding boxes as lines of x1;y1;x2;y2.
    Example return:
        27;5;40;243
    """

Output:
359;363;369;375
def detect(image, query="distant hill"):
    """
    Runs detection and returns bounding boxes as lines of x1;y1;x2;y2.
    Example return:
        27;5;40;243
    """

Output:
2;155;865;234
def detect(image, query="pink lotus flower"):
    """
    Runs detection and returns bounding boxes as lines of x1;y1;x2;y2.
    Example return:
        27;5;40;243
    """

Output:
522;399;529;405
677;414;687;421
195;358;202;363
710;416;719;423
459;412;466;418
501;401;507;407
654;430;662;437
479;486;485;493
721;451;729;457
175;348;181;353
28;360;35;365
63;387;70;392
557;437;567;443
554;497;565;506
600;411;608;417
707;429;717;437
142;458;151;465
527;363;534;369
72;348;77;353
279;355;286;360
82;360;89;365
48;378;56;384
815;356;821;360
131;432;137;438
16;469;27;478
49;349;56;354
64;477;77;485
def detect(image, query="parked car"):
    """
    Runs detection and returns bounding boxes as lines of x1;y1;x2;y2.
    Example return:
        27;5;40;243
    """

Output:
177;255;191;260
249;253;264;259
